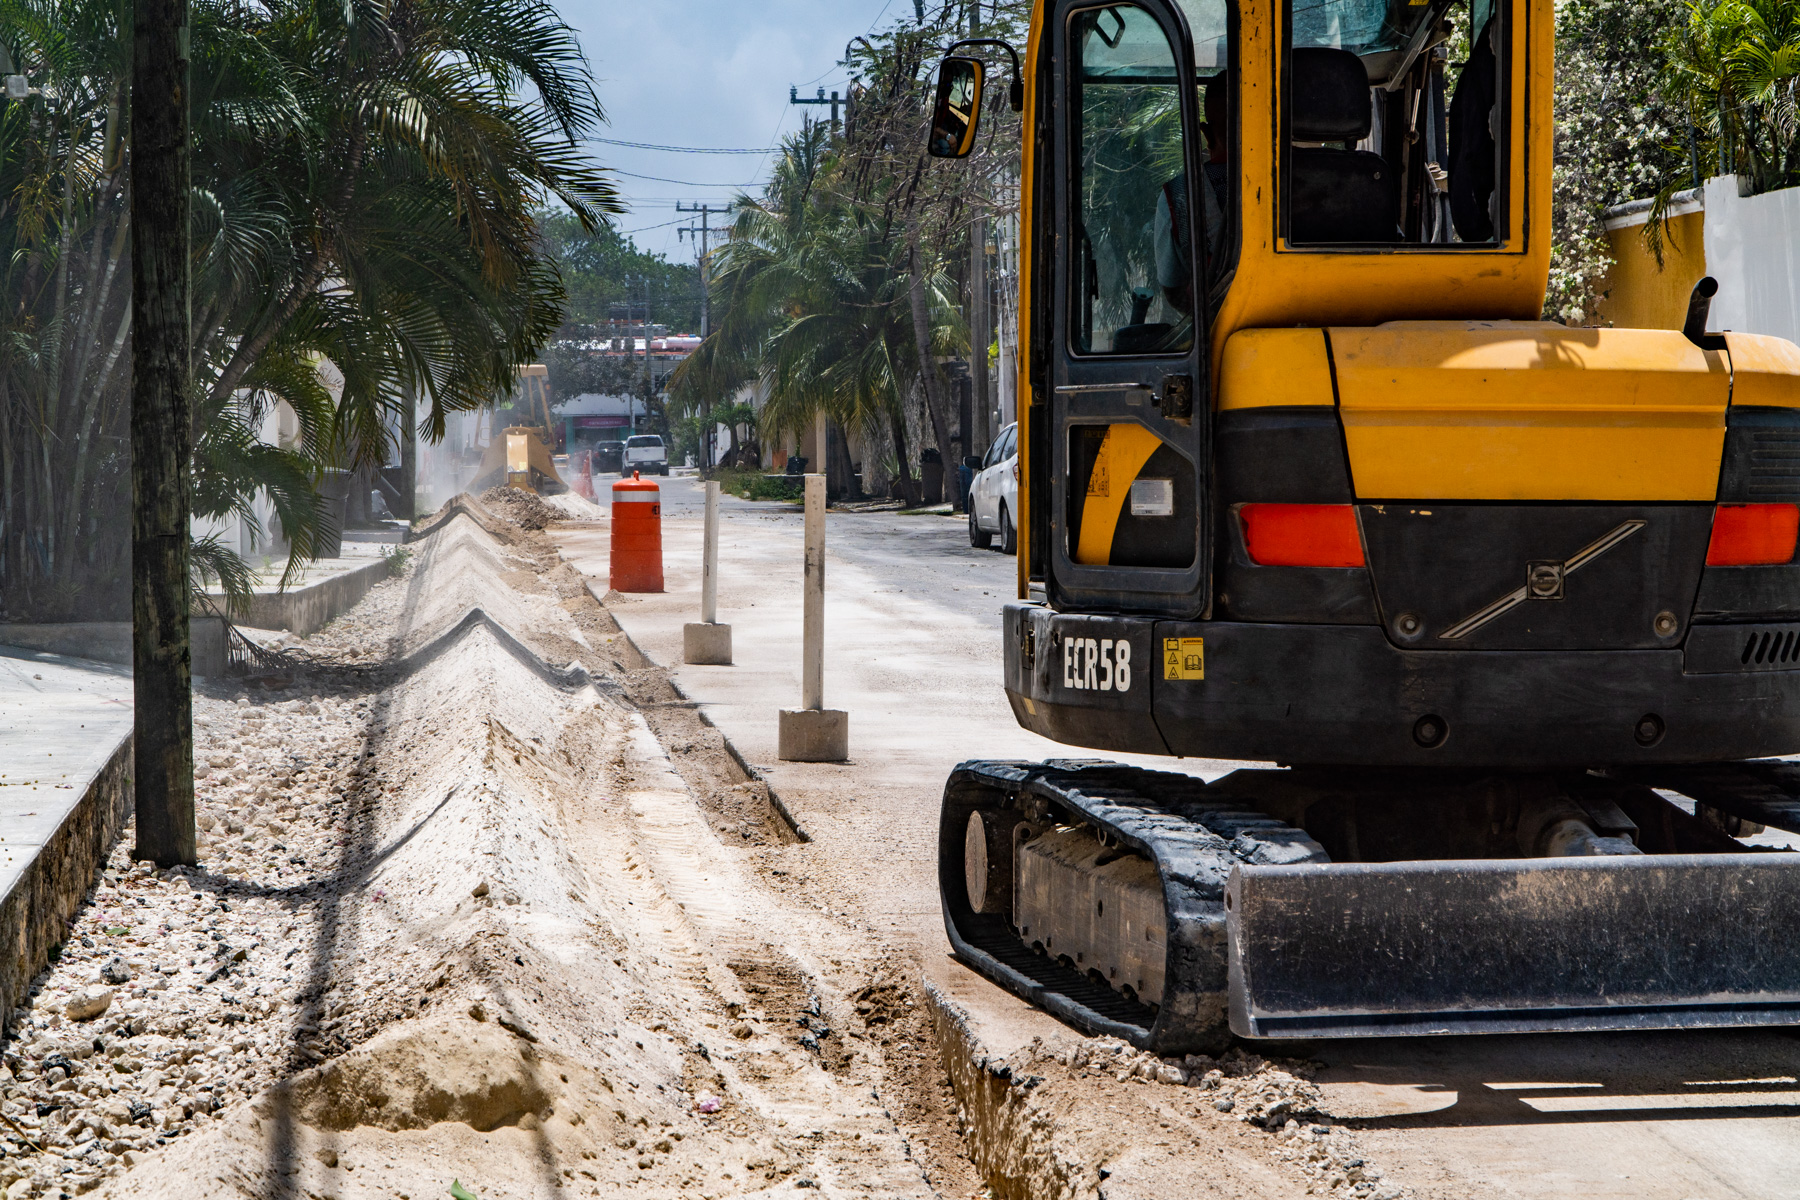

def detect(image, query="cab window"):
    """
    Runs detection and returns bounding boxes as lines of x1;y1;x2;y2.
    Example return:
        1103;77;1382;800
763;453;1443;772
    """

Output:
1281;0;1506;246
1068;2;1229;357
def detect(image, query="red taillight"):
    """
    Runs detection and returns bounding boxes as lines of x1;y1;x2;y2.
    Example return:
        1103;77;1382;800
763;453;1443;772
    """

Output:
1707;504;1800;565
1239;504;1366;568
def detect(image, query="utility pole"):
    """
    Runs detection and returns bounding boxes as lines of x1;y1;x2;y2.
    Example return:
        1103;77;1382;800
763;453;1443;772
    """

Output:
679;201;733;473
640;275;655;440
131;0;197;866
788;85;842;132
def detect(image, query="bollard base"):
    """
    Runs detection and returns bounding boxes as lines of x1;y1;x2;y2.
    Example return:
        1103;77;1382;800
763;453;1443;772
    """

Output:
683;622;733;665
778;708;849;763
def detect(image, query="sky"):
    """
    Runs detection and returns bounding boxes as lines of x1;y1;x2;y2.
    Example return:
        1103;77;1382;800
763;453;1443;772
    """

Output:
557;0;912;263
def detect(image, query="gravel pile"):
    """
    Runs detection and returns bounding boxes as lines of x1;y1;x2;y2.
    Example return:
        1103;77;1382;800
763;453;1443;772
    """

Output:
0;688;388;1199
479;486;559;530
545;491;603;519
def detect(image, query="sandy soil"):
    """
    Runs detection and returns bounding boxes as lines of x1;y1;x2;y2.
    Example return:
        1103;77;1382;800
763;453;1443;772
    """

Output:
0;489;1459;1200
0;495;984;1200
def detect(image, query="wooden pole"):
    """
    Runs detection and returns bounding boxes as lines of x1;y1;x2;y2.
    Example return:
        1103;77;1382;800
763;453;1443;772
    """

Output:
681;479;732;665
130;0;197;867
777;472;845;761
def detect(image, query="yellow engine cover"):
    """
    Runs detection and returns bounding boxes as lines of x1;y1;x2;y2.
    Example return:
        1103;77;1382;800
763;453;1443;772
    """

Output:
1324;322;1730;502
1331;322;1729;501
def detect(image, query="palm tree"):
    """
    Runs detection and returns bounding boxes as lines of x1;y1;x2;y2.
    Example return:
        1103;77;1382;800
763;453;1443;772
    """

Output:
672;121;964;501
0;0;621;617
1665;0;1800;193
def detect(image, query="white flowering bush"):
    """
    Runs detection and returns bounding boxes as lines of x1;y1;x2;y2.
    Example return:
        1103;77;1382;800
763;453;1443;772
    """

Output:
1548;0;1692;323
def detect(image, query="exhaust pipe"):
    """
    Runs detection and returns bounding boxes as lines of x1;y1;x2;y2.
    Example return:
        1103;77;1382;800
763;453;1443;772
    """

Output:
1684;276;1726;350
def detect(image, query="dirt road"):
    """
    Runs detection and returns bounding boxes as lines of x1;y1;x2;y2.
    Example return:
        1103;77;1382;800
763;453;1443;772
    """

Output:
559;474;1800;1200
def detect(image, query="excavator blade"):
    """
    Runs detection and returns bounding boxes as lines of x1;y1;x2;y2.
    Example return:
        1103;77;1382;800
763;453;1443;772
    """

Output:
942;760;1800;1053
1228;854;1800;1039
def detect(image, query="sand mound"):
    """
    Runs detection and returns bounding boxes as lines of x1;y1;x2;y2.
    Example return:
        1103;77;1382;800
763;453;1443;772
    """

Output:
261;1019;555;1133
57;478;946;1200
546;491;603;518
480;486;559;530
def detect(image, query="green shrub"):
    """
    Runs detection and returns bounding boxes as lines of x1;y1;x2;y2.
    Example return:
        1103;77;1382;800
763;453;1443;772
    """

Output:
744;475;804;502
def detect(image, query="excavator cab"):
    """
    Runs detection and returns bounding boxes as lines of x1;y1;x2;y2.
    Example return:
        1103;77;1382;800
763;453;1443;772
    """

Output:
931;0;1800;1049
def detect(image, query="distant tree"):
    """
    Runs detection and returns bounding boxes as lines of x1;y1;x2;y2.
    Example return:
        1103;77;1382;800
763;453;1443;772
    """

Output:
712;400;758;467
0;0;617;617
671;2;1026;495
537;210;703;334
543;342;652;404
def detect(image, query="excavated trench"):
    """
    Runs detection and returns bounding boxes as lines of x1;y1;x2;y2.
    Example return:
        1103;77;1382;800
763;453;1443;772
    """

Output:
0;491;1429;1200
0;495;979;1200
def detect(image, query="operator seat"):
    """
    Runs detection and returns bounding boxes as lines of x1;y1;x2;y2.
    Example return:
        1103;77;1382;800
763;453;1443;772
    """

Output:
1287;47;1399;243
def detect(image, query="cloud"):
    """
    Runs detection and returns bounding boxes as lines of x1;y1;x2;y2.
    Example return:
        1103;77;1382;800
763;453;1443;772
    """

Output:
563;0;900;256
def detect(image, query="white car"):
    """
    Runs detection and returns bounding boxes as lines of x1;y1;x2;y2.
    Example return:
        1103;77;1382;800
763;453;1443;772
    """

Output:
622;434;668;476
968;422;1019;554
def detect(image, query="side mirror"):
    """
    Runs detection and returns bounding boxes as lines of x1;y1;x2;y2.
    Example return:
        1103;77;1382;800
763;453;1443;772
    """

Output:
928;56;985;159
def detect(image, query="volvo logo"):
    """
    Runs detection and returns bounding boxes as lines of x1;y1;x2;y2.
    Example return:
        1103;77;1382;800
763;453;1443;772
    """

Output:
1526;561;1565;600
1438;521;1647;641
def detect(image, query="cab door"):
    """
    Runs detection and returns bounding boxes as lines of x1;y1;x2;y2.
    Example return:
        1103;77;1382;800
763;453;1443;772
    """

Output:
1049;0;1212;618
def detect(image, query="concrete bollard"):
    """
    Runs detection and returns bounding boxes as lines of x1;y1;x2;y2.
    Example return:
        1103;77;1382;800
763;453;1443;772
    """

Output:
683;481;732;664
778;474;848;761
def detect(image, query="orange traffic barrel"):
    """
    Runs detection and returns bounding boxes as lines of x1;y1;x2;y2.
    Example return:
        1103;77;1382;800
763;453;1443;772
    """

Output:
610;471;664;592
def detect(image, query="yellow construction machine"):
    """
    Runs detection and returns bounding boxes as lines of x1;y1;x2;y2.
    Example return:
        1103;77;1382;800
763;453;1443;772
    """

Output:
930;0;1800;1048
473;364;568;494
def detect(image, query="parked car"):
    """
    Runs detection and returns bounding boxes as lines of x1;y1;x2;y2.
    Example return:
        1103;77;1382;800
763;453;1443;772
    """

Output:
591;441;624;475
623;434;668;476
968;422;1019;553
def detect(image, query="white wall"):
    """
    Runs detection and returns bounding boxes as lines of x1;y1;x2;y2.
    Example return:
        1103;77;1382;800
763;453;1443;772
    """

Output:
1703;175;1800;344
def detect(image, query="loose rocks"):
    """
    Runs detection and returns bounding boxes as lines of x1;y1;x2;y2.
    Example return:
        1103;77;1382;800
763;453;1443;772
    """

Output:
479;486;558;530
64;986;113;1022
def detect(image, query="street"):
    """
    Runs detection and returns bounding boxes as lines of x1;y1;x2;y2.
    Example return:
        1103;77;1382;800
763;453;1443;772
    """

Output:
561;475;1800;1200
11;0;1800;1194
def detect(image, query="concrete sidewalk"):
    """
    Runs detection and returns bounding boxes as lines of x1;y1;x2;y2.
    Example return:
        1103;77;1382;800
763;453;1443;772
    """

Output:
206;544;395;636
0;646;135;1023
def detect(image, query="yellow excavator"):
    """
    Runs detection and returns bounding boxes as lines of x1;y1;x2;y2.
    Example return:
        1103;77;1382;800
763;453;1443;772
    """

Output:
473;364;568;494
930;0;1800;1049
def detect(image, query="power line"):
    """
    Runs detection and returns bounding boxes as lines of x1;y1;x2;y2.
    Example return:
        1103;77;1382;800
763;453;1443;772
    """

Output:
612;168;762;188
588;136;777;155
619;215;694;235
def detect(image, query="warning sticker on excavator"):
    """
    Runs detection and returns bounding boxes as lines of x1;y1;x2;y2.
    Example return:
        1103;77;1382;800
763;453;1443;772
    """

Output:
1164;637;1204;681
